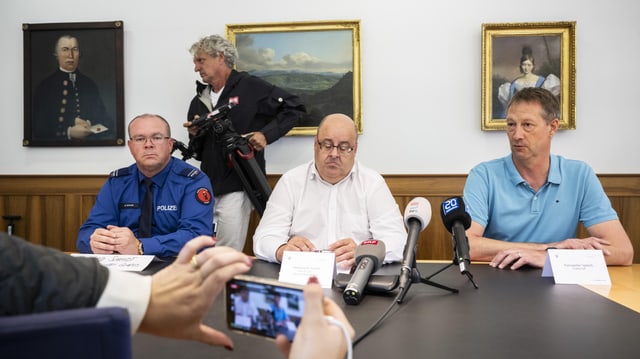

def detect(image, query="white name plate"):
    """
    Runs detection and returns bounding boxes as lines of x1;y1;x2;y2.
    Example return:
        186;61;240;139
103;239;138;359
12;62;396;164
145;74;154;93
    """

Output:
71;253;155;272
542;249;611;285
279;251;336;288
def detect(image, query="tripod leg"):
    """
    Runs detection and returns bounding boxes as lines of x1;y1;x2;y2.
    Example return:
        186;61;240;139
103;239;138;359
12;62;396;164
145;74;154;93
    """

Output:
228;153;269;216
419;277;459;294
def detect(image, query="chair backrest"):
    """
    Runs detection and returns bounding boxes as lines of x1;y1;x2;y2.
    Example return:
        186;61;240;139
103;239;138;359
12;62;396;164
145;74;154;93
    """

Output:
0;306;131;359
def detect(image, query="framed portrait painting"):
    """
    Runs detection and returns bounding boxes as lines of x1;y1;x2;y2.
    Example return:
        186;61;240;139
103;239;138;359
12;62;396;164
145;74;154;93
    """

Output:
226;20;362;136
23;21;125;146
481;21;576;131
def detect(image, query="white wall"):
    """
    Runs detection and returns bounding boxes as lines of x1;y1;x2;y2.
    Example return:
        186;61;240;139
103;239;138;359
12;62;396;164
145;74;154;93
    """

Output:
1;0;639;175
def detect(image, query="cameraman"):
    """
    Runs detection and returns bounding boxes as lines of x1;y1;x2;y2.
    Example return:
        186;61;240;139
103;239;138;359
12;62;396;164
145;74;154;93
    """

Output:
183;35;306;251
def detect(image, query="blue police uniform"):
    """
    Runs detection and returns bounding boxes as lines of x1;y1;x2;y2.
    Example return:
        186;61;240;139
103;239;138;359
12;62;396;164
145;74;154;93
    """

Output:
77;157;214;257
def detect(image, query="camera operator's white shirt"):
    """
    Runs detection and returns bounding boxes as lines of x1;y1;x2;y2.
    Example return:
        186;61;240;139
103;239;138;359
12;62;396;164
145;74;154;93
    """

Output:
253;160;406;264
209;86;223;106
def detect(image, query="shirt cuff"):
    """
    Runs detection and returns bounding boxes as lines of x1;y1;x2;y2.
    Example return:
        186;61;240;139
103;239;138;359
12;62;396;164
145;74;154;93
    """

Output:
95;269;152;334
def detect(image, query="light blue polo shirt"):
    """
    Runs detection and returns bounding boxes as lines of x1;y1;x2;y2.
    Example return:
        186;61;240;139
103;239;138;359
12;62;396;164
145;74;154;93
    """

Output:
463;154;618;243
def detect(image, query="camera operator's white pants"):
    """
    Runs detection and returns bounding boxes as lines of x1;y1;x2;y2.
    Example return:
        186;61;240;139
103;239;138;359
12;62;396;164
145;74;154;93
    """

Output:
213;191;252;251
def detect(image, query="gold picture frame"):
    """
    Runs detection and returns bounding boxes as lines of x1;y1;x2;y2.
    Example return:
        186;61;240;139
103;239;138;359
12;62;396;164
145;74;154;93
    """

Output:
481;21;576;131
226;20;362;136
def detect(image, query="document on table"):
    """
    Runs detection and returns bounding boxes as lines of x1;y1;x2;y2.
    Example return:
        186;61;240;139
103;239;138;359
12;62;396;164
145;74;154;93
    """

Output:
71;253;155;271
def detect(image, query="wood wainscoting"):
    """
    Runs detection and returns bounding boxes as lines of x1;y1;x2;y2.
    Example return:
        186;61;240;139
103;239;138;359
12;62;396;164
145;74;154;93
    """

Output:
1;174;639;263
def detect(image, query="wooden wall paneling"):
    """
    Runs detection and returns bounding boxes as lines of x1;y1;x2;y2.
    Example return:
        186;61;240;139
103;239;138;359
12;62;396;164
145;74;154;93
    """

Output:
0;195;28;237
618;197;640;263
43;195;65;250
27;195;43;246
1;174;638;263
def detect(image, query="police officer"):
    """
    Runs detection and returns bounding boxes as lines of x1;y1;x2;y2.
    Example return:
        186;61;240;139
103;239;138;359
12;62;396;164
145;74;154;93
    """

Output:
77;114;213;257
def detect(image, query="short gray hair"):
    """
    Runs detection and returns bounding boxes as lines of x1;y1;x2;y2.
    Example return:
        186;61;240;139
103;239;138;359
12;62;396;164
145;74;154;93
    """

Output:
189;35;238;68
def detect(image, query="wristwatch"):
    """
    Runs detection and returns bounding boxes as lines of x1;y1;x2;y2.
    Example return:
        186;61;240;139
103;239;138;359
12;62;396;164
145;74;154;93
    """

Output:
137;241;144;255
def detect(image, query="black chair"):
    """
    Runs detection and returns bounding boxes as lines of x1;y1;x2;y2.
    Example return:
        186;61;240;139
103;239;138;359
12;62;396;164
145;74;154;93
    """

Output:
0;306;131;359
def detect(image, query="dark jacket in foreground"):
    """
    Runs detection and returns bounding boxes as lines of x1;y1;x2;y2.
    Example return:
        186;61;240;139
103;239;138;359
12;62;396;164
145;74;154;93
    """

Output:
0;233;108;315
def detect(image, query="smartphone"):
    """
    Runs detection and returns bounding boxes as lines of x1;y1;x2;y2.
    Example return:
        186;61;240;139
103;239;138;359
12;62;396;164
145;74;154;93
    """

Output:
225;274;305;341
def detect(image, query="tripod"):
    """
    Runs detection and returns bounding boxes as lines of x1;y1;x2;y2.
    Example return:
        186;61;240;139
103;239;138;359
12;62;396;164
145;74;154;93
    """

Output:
395;255;460;304
395;244;478;303
218;131;272;216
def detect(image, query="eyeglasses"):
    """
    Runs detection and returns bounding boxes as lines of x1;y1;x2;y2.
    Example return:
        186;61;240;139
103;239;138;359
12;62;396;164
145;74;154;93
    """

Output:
130;135;171;145
317;140;354;154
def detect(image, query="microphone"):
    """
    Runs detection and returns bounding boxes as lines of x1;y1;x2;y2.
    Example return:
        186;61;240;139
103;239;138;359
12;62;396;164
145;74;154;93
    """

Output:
397;197;431;303
190;97;239;127
440;196;472;274
343;240;386;305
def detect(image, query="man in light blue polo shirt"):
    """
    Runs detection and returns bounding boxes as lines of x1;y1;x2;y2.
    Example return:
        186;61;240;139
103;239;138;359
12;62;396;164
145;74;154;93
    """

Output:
463;87;633;270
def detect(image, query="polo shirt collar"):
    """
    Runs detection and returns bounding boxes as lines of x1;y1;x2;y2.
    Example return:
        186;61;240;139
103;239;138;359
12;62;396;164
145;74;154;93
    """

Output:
505;154;561;186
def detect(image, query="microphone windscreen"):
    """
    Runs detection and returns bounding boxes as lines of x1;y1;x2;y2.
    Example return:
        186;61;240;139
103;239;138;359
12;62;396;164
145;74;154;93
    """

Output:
354;240;386;271
440;196;472;232
403;197;432;231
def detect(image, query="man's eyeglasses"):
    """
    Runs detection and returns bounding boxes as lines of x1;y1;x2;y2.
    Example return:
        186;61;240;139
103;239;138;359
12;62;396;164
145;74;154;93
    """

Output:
130;135;171;145
317;140;354;154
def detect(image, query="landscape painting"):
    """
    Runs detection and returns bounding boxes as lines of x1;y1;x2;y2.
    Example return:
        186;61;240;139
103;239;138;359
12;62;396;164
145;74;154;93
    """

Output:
227;20;361;135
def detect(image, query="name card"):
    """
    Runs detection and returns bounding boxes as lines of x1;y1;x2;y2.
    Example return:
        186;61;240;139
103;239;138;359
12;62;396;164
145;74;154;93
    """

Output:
71;253;155;272
279;251;336;288
542;249;611;285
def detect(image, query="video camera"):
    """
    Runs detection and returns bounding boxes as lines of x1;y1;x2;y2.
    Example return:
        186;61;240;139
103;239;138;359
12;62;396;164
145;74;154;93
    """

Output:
190;97;238;130
171;97;272;216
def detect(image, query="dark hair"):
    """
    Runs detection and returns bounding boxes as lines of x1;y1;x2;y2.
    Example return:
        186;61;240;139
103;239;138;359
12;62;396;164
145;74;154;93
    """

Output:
507;87;559;123
519;46;535;74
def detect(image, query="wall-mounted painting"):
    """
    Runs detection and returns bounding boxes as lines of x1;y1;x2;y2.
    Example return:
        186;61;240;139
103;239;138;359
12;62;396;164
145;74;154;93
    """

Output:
23;21;125;146
481;21;576;130
226;20;361;135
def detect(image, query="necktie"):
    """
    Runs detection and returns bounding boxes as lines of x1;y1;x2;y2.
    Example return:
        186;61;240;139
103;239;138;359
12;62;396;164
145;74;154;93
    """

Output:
138;177;153;238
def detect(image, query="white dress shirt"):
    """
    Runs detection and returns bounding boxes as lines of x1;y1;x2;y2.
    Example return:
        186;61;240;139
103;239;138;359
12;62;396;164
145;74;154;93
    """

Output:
96;269;151;334
253;160;407;263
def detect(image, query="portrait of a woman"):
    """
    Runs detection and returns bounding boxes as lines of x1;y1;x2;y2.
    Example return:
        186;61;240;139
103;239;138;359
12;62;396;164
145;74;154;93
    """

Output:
497;45;560;118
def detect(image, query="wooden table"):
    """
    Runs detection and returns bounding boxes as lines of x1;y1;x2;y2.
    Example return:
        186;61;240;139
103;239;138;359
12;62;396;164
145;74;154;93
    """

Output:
583;264;640;313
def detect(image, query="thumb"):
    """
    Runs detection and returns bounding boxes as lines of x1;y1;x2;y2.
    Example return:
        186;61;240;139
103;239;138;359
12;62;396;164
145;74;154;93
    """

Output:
274;334;291;357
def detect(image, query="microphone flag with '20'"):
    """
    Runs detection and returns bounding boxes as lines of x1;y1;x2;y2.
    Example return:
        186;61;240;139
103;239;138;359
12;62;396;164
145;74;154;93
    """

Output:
343;240;386;305
440;196;472;274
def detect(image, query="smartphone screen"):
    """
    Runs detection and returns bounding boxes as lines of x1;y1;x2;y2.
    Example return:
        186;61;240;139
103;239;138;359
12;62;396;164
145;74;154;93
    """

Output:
225;275;305;341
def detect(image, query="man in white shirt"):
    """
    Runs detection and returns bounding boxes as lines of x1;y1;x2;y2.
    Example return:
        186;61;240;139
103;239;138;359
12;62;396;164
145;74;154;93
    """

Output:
253;113;407;269
232;285;259;329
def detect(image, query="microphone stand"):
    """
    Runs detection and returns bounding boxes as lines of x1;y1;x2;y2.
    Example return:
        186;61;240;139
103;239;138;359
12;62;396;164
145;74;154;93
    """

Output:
421;260;477;290
396;255;458;304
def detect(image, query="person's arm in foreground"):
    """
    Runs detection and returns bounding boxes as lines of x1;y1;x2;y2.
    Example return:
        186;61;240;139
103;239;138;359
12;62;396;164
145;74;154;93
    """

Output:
138;236;253;348
275;277;354;359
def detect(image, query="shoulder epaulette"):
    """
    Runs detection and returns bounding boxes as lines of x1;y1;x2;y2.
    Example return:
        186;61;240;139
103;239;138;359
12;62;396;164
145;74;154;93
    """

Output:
179;167;201;178
109;167;131;177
